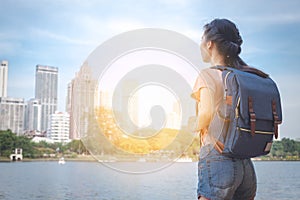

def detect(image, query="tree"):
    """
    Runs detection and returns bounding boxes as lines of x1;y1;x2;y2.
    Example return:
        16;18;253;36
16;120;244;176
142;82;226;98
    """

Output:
271;141;284;157
15;135;35;158
66;139;87;154
0;130;17;157
281;138;297;153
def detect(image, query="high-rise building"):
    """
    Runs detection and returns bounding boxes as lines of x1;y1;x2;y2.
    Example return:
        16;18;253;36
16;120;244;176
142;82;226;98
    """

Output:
47;111;70;143
114;80;139;134
112;79;140;135
25;98;42;132
35;65;58;132
166;101;181;129
69;62;98;139
166;112;181;129
0;60;8;97
66;79;75;139
99;90;112;109
65;82;73;113
0;97;25;135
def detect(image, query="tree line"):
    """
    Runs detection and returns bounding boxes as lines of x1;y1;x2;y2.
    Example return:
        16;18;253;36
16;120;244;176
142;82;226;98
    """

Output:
0;130;87;159
1;129;299;160
268;137;300;160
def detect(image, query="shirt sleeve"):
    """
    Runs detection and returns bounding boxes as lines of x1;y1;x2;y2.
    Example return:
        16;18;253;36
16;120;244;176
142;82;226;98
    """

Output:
191;69;217;102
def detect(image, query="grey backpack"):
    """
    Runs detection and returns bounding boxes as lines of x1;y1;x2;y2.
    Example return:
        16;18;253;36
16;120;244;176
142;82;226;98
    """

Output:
212;66;282;159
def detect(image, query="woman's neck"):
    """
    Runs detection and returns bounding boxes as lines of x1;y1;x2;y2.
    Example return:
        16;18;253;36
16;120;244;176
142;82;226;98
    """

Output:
210;50;226;66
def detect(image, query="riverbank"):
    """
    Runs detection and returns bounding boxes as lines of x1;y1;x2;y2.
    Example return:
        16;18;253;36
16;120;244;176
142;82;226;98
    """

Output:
0;155;97;162
252;155;300;161
1;156;300;162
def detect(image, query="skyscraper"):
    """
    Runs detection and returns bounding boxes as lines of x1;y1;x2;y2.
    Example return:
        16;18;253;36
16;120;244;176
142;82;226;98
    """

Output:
99;90;112;109
117;80;139;134
65;82;73;114
0;60;8;98
25;98;42;133
35;65;58;132
0;97;26;135
166;100;181;129
69;62;98;139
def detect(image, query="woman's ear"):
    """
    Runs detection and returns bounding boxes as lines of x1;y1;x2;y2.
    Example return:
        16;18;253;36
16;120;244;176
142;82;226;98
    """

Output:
206;40;212;50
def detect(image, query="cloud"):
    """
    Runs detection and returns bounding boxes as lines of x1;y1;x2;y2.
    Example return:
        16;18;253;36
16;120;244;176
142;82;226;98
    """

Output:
31;28;95;46
0;30;24;56
0;42;22;56
156;0;191;7
106;19;147;33
241;13;300;26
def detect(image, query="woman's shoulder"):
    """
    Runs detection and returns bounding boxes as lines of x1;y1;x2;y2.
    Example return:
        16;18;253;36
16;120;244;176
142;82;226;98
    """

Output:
199;67;222;80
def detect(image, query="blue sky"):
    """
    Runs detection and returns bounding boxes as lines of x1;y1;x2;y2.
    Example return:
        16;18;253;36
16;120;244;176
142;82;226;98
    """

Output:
0;0;299;139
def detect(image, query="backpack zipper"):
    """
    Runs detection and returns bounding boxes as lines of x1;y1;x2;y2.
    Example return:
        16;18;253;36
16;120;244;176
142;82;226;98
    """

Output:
238;127;274;135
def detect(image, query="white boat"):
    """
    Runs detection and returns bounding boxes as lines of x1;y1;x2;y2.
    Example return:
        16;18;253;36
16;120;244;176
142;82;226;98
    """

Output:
58;157;65;165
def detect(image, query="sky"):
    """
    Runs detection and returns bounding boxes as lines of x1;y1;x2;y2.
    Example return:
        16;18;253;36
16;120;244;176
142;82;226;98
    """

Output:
0;0;300;139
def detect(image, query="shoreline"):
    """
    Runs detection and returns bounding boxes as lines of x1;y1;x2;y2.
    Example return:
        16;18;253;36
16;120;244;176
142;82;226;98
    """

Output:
1;156;300;163
0;155;97;162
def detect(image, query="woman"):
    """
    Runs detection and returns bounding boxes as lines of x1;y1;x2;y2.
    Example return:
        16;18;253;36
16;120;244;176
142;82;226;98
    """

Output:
192;19;259;200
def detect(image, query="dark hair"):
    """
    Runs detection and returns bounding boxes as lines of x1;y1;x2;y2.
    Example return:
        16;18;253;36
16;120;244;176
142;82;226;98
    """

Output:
203;19;268;77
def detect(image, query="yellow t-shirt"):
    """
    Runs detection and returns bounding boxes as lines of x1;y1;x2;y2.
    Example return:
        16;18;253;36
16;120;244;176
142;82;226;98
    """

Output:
191;68;226;148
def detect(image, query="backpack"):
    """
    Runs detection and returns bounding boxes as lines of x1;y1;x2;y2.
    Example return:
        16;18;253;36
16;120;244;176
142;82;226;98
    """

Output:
211;66;282;159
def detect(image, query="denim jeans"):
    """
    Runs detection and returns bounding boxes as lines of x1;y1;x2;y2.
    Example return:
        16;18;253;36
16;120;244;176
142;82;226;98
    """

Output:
197;145;257;200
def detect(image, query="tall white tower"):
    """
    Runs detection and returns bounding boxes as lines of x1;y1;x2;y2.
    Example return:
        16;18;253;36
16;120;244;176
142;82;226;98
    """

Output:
69;62;98;139
35;65;58;132
0;60;8;97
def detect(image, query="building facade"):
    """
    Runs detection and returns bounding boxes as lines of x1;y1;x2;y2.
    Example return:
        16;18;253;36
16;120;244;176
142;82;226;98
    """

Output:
35;65;58;132
68;62;98;139
0;60;8;98
0;97;25;135
114;80;139;134
47;111;70;143
65;82;72;114
99;90;112;109
25;98;42;133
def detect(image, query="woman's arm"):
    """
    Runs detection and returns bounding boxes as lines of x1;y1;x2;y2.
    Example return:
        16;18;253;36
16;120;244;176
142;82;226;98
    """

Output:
196;87;214;132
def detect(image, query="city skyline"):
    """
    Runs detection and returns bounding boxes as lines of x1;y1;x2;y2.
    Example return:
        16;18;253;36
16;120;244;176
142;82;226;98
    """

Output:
0;58;183;140
0;60;69;140
1;1;300;139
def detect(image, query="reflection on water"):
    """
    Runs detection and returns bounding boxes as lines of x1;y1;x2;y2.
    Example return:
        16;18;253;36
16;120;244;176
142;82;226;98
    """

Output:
0;161;299;200
254;161;300;200
0;161;197;200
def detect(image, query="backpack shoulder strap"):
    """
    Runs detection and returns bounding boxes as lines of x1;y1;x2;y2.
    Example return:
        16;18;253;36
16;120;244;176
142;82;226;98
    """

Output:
240;67;269;78
210;65;231;71
211;65;269;78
